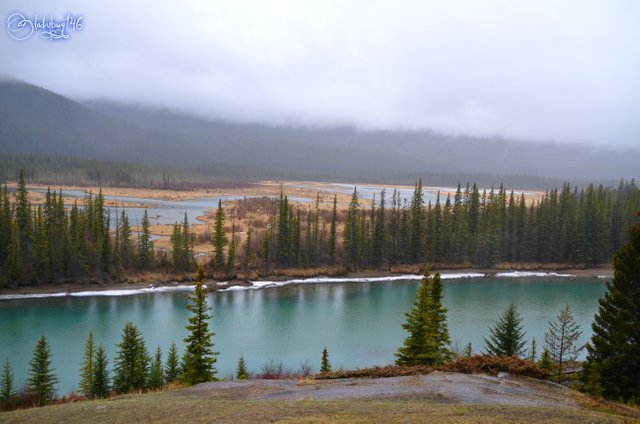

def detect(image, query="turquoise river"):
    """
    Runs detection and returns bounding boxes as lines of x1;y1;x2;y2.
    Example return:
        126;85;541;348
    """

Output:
0;275;607;394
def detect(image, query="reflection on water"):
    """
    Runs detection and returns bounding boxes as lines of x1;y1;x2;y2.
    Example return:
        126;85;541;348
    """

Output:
0;277;606;394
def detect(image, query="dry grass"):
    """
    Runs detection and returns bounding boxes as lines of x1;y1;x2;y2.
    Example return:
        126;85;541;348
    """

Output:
442;355;548;379
317;356;547;381
1;391;634;424
317;365;435;380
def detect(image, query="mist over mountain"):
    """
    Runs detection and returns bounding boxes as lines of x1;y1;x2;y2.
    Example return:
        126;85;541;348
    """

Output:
1;80;637;186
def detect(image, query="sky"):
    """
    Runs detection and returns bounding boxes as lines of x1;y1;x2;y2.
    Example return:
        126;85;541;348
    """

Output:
1;0;639;148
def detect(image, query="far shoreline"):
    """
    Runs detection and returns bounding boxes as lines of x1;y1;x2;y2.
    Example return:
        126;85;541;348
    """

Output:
0;265;613;299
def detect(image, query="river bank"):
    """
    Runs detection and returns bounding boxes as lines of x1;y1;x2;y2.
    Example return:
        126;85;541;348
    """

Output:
0;265;613;299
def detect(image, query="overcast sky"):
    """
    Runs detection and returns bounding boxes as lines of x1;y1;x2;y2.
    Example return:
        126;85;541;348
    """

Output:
1;0;639;148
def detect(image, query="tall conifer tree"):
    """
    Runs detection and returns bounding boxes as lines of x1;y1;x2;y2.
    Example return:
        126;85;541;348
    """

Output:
27;335;58;406
212;200;227;272
182;267;218;385
582;215;640;401
79;332;95;397
113;322;149;394
396;267;452;366
484;304;527;357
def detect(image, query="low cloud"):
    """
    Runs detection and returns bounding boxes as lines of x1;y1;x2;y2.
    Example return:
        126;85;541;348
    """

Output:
1;0;639;148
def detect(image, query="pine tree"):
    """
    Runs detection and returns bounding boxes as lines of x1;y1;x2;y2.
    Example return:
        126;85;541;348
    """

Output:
396;268;453;366
464;343;473;358
164;342;181;384
27;335;58;406
372;190;386;268
409;179;425;263
328;195;337;265
484;304;526;357
91;345;110;398
236;355;248;380
343;188;360;270
539;348;554;375
79;332;95;397
212;200;227;272
171;222;183;272
149;346;164;390
544;304;582;380
137;209;155;270
181;213;194;272
118;209;135;270
529;339;537;362
182;266;218;385
0;185;11;270
1;359;15;410
582;215;640;401
276;192;290;267
320;347;332;373
14;170;32;284
227;223;237;274
242;225;254;273
113;322;149;394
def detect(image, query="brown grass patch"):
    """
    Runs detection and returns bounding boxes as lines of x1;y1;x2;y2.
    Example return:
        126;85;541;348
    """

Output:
442;355;548;379
317;365;435;380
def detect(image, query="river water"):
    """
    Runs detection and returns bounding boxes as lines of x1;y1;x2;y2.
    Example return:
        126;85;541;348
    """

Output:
0;276;606;394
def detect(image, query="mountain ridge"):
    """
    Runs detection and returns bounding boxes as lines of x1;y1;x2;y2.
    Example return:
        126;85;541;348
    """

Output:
1;79;638;183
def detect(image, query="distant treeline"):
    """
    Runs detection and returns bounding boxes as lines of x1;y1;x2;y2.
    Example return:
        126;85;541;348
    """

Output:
1;170;639;287
0;152;609;191
0;153;255;189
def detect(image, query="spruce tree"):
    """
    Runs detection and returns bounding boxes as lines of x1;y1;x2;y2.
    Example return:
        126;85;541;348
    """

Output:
118;209;135;270
372;190;386;268
212;200;227;272
484;304;526;357
13;170;32;285
91;345;110;398
79;332;95;397
276;192;290;267
582;215;640;401
529;339;537;362
343;188;360;270
0;184;10;270
227;223;237;274
320;347;332;373
182;266;218;385
236;355;248;380
409;179;425;263
149;346;164;390
463;343;473;358
243;225;254;273
113;322;149;394
165;342;181;384
171;222;183;272
396;268;453;366
1;359;15;410
137;209;155;270
328;195;337;265
27;335;58;406
539;348;554;375
181;212;194;271
544;304;582;380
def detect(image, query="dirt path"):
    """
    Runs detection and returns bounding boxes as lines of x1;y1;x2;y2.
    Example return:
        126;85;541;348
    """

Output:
184;372;582;408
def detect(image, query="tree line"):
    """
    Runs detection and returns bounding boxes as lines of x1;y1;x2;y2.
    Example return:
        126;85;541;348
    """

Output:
2;170;639;287
249;178;639;272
